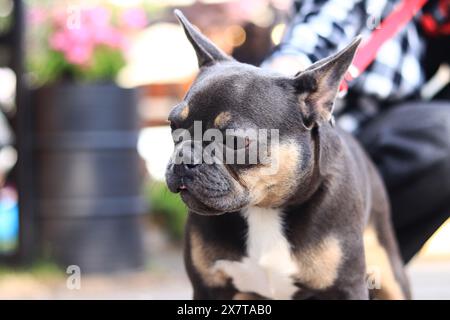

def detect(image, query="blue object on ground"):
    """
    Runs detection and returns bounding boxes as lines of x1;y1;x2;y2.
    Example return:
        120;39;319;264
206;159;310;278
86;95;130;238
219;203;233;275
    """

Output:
0;198;19;243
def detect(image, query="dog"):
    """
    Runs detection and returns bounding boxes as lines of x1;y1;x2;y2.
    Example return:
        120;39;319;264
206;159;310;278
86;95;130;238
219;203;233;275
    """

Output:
165;10;410;300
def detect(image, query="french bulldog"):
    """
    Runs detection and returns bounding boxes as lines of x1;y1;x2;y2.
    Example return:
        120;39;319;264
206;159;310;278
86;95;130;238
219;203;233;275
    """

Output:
165;10;410;300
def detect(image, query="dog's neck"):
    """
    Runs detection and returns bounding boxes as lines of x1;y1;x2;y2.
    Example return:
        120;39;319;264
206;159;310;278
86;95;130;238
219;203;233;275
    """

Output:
285;125;334;207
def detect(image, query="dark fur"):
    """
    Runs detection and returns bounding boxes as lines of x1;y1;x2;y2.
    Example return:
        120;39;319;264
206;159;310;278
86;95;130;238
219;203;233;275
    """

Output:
166;10;410;300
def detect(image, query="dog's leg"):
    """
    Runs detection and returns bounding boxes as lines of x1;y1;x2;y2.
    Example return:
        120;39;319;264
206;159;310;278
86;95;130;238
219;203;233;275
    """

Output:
364;225;410;300
193;286;238;300
313;280;369;300
323;276;370;299
233;292;268;300
311;240;370;300
185;223;248;300
333;282;370;300
364;161;411;300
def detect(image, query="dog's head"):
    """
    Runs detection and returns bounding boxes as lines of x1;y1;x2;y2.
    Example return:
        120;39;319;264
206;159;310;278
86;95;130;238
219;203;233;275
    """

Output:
165;10;360;215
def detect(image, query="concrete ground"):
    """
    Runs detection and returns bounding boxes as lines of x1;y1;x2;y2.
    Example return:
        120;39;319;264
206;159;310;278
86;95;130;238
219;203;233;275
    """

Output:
0;244;449;299
408;258;450;299
0;224;449;299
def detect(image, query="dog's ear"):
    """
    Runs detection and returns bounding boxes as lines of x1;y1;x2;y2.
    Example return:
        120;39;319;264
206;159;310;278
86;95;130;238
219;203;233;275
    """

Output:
292;37;361;128
174;9;231;68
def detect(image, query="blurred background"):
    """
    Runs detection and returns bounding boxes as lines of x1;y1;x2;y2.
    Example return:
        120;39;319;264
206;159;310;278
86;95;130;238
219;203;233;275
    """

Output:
0;0;447;299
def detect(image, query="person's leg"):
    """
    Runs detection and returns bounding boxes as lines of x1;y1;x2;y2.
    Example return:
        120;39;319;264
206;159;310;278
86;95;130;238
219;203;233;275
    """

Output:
356;101;450;263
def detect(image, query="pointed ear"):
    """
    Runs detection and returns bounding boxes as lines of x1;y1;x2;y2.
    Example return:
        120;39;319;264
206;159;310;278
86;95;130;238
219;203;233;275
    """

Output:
292;37;361;127
174;9;231;68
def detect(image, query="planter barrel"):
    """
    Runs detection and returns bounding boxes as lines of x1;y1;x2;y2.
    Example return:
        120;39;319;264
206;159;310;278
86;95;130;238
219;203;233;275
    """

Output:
32;83;145;273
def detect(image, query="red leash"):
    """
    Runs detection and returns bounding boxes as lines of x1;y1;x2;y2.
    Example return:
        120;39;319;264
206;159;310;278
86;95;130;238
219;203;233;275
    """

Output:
339;0;429;94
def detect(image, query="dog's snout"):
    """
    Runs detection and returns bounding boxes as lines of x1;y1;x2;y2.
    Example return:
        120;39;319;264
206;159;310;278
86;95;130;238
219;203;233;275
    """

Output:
167;162;200;193
173;163;200;176
185;163;200;169
170;140;203;176
173;163;183;176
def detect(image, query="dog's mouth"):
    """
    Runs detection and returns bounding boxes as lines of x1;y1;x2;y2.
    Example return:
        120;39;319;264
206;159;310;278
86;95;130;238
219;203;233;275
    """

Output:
165;162;250;215
177;180;249;216
179;188;228;215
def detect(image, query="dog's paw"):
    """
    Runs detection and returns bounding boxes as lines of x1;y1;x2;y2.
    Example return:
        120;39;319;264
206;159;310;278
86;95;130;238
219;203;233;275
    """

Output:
213;259;271;296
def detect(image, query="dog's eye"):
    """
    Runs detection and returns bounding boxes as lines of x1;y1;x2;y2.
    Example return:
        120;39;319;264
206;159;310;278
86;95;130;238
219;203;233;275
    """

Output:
224;135;250;151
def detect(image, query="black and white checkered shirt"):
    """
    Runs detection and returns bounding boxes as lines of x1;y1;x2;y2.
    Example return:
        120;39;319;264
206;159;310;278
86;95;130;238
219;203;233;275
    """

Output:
265;0;426;102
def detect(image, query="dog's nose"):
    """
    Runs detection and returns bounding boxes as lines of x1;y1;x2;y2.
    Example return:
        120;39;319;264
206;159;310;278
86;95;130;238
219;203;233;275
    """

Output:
184;163;200;169
173;163;200;176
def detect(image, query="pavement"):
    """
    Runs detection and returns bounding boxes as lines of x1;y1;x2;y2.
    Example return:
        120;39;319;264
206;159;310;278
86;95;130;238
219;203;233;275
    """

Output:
0;223;449;299
407;258;450;299
0;244;449;299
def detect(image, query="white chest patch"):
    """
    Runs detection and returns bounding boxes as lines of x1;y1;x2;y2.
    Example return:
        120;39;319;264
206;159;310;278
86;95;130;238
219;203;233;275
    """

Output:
213;207;299;299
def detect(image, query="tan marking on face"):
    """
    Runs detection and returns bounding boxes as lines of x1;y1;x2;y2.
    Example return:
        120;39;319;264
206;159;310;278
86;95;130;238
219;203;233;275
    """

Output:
214;112;232;128
364;226;405;300
241;142;300;207
295;235;343;290
180;104;189;120
190;230;230;287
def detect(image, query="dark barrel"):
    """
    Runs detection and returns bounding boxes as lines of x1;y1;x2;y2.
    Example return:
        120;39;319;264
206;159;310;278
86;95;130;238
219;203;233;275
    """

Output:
32;83;145;273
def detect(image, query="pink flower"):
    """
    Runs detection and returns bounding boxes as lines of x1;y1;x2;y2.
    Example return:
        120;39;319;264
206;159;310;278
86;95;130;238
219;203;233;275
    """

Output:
49;31;68;51
93;26;124;48
85;7;111;27
120;8;147;29
65;44;93;66
50;26;94;66
69;27;91;45
45;4;137;68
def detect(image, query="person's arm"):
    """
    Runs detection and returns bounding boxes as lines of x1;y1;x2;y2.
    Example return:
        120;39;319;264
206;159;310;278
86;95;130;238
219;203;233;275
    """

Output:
263;0;370;74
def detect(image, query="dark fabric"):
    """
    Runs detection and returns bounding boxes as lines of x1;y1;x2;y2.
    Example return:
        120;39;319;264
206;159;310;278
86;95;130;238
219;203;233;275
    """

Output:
355;101;450;263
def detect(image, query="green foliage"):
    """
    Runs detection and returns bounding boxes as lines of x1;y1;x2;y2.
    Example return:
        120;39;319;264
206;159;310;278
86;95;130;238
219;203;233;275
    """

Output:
75;46;125;82
28;50;67;85
0;260;63;279
146;180;187;241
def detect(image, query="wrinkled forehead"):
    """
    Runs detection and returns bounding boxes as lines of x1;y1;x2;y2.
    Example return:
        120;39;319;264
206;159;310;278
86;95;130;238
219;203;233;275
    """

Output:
169;62;288;131
188;64;258;110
